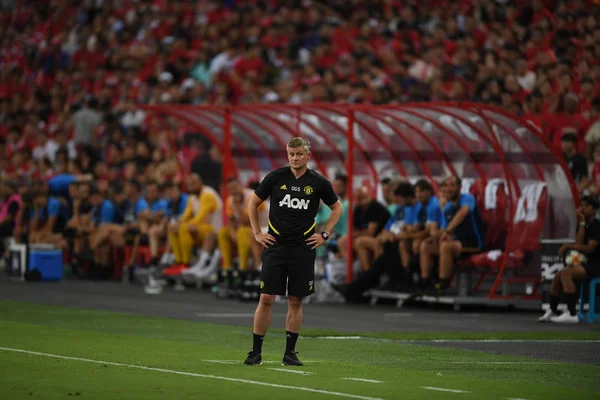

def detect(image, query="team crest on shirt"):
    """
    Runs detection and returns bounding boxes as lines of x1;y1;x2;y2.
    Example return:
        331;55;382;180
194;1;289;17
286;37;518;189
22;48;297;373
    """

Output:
304;186;314;195
260;281;264;289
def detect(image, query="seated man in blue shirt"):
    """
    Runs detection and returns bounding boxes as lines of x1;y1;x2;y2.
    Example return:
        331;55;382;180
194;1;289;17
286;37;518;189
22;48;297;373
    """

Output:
81;186;116;277
421;176;486;294
399;180;442;275
133;180;169;268
89;179;149;273
29;190;68;249
148;182;189;268
65;182;94;260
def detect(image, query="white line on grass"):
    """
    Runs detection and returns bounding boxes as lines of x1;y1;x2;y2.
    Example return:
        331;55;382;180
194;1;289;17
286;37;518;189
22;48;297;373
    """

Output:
202;359;324;364
1;347;383;400
447;361;562;365
506;398;530;400
422;340;600;343
342;378;384;384
268;368;312;375
305;336;363;340
304;337;600;343
197;313;286;318
202;360;238;365
421;386;469;393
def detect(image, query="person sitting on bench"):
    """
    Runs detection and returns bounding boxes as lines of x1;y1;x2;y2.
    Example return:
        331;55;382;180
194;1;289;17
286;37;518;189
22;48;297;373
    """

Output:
419;176;486;295
28;189;68;249
539;195;600;324
398;179;441;280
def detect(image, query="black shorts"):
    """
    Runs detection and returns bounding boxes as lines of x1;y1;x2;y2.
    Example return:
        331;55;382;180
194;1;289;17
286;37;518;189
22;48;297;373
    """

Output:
0;221;13;237
260;242;316;298
585;263;600;278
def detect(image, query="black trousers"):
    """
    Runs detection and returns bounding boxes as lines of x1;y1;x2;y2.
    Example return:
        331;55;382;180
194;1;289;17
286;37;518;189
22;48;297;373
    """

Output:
344;241;403;302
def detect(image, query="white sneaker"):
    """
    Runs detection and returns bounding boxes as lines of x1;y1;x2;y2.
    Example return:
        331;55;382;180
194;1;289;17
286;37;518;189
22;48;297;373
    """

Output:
182;255;219;280
550;312;579;324
160;253;175;267
538;309;559;322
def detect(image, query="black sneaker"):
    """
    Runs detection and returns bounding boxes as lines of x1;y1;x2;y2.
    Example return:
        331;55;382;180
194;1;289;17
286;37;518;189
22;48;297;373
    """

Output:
282;351;303;366
244;350;262;365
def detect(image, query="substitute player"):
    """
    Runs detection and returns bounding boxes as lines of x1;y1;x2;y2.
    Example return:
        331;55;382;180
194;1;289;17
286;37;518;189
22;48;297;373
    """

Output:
244;137;342;366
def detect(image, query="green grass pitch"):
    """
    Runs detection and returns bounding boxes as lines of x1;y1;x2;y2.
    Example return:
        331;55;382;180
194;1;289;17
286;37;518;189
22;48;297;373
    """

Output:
0;300;599;400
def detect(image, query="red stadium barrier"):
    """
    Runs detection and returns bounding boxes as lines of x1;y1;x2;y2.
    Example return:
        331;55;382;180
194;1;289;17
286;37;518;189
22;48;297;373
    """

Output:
141;103;579;302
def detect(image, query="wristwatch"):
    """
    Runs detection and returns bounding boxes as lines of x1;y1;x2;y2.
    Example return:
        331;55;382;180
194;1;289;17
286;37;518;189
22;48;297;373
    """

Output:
320;231;330;240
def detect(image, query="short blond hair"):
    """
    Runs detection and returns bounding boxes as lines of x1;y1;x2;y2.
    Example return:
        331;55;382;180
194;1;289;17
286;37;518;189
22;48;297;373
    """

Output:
287;137;311;154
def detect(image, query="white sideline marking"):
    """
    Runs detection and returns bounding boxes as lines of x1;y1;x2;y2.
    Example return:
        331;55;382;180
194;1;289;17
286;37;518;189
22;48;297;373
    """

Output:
306;337;600;344
421;386;469;393
448;361;562;365
307;336;363;340
342;378;384;384
203;359;324;364
383;313;413;318
197;313;285;318
268;368;312;375
422;340;600;343
1;347;383;400
202;360;238;365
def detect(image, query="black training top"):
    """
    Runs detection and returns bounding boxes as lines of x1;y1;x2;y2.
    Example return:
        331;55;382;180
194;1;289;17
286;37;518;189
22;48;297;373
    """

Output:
584;218;600;271
255;167;338;244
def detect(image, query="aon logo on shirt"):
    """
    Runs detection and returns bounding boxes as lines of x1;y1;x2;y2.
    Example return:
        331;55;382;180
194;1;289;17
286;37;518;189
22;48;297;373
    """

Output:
279;194;310;210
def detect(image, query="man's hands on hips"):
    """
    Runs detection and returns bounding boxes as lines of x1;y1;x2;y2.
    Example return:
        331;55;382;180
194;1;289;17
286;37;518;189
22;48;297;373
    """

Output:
255;231;276;248
306;233;326;249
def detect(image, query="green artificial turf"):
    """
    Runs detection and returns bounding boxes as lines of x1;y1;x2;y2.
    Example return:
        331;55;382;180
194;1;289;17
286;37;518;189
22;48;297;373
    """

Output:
0;300;599;400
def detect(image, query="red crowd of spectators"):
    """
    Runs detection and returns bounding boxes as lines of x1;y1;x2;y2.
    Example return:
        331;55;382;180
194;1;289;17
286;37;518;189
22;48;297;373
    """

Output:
0;0;600;186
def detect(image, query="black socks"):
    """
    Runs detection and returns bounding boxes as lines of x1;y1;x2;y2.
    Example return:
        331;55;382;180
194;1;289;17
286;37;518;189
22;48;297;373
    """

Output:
565;293;578;316
285;331;299;354
438;278;451;290
550;295;560;313
252;333;264;353
252;331;299;354
420;277;432;290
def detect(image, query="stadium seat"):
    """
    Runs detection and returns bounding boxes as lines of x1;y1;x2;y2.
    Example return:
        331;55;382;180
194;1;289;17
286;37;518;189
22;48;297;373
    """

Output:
470;182;547;270
125;245;154;268
112;245;154;281
502;186;549;268
456;182;548;298
457;179;508;269
579;277;600;323
483;184;548;298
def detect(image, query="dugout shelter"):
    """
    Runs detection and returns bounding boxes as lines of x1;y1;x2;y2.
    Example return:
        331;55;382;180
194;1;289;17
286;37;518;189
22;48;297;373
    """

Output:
142;102;578;309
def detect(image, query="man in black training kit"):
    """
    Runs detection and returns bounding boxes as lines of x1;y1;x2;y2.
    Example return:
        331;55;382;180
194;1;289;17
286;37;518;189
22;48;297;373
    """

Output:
244;137;343;366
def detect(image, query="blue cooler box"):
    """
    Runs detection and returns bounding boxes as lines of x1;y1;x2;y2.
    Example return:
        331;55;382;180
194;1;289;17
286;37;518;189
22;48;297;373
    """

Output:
28;247;63;281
